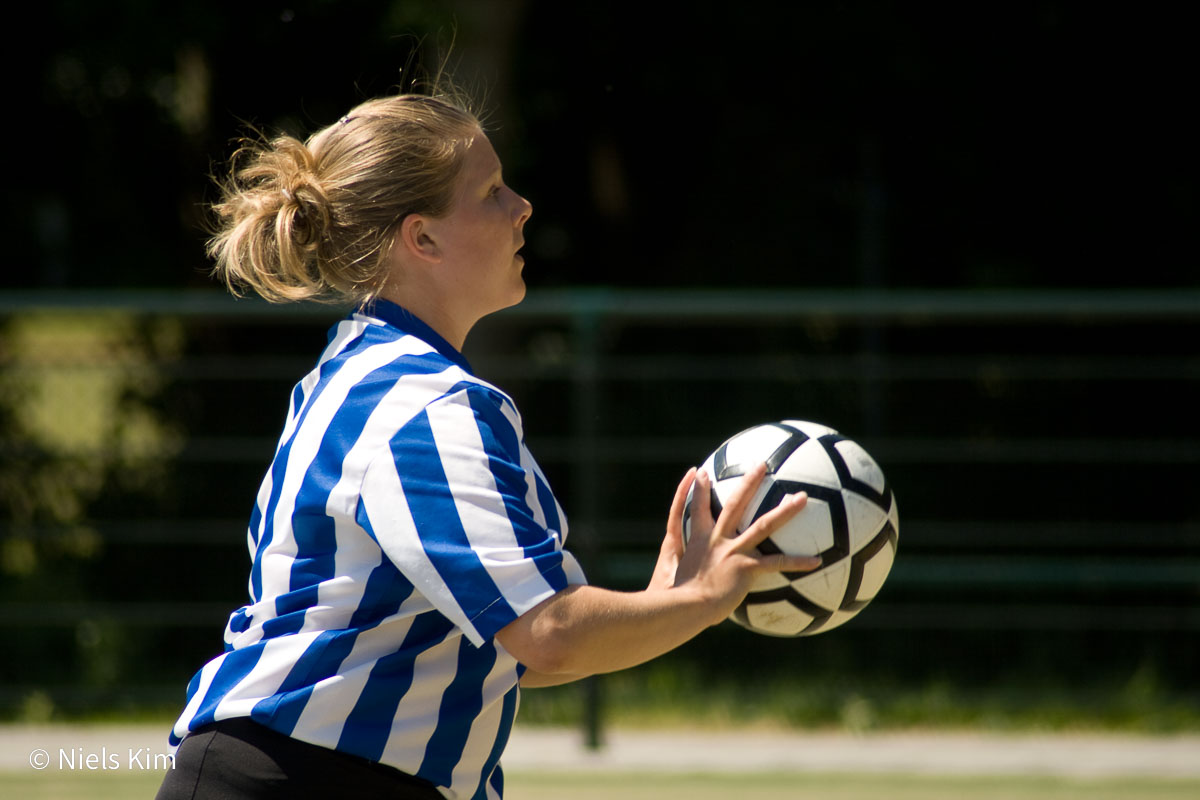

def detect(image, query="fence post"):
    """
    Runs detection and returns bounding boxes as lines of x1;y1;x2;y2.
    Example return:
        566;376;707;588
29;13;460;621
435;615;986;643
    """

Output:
570;306;604;750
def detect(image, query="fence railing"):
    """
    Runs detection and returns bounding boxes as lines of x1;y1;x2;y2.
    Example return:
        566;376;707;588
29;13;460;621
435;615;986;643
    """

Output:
1;288;1198;717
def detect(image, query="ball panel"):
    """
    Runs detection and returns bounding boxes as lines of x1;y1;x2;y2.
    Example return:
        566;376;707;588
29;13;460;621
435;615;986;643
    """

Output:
780;419;839;439
747;571;790;592
818;435;893;512
843;490;890;553
806;608;859;635
744;598;814;636
772;438;842;490
795;482;852;563
791;558;851;611
755;537;817;584
856;544;895;602
767;495;835;557
736;585;833;636
831;438;887;495
850;518;898;602
716;424;805;479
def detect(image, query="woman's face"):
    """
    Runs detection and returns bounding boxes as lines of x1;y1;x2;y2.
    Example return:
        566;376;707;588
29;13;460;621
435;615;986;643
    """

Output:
428;131;533;325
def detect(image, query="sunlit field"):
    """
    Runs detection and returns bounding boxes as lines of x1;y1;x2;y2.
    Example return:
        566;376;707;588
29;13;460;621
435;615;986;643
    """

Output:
506;772;1200;800
4;721;1198;800
3;768;1199;800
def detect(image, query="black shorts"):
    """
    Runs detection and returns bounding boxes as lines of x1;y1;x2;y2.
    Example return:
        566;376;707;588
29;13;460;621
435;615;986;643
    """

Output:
155;718;443;800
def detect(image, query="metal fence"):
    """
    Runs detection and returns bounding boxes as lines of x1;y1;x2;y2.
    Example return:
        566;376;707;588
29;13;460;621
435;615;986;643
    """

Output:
1;288;1198;715
472;289;1200;633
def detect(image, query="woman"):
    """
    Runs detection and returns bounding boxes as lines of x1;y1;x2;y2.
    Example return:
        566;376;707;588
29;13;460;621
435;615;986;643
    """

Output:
157;90;818;800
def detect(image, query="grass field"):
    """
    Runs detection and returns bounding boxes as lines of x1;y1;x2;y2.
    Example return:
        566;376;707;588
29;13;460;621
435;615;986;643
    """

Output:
6;717;1198;799
4;769;1200;800
515;660;1200;734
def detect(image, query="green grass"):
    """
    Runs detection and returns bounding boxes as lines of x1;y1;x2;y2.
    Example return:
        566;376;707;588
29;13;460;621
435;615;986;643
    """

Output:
0;771;164;800
14;665;1195;734
517;661;1200;734
506;772;1200;800
3;770;1199;800
8;635;1199;734
6;663;1198;766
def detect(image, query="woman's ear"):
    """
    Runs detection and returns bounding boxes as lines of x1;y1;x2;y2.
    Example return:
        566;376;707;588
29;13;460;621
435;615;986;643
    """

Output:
396;214;442;264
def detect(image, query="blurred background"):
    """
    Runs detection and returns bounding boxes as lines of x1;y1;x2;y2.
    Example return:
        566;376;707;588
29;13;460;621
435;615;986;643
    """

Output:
2;0;1196;736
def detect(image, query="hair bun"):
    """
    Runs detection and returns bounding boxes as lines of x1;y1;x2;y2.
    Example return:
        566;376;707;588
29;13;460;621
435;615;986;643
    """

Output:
208;92;481;304
279;175;331;247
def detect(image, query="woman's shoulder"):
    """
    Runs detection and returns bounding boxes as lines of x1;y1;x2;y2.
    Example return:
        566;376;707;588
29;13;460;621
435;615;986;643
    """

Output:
334;324;521;422
431;375;523;433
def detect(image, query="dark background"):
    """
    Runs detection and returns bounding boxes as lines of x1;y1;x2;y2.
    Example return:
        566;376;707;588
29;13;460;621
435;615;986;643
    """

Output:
2;1;1197;725
10;1;1196;293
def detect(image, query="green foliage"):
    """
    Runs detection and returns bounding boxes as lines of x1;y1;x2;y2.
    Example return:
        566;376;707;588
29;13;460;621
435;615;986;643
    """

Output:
0;311;182;537
0;312;182;695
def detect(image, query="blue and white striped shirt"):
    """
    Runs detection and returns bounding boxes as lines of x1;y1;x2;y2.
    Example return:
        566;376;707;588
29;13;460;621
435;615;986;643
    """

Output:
170;299;585;799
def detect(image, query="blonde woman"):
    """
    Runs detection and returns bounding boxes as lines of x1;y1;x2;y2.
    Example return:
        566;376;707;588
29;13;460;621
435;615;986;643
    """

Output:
157;91;817;800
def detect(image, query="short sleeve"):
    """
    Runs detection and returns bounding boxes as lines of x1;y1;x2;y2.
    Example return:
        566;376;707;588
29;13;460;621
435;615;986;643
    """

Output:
357;384;583;647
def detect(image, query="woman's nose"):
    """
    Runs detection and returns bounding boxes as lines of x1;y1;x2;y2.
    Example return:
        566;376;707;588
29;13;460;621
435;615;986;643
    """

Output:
515;193;532;226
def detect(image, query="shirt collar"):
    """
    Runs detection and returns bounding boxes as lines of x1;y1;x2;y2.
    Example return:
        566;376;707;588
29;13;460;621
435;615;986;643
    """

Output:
355;298;474;374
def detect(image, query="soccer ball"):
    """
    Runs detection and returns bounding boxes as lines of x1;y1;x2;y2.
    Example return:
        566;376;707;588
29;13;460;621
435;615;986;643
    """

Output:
683;420;899;637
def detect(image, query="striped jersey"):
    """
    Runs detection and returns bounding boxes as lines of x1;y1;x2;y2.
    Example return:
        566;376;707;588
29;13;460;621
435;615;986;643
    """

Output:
169;300;585;800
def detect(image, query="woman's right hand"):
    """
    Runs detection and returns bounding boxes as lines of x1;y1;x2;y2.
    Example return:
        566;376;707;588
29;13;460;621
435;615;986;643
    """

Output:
669;464;821;626
500;464;823;682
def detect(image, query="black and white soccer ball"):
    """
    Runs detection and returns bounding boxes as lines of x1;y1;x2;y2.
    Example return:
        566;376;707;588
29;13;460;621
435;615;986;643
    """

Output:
683;420;899;637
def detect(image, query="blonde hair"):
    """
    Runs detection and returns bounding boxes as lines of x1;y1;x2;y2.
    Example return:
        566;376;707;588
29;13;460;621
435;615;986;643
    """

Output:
208;93;481;303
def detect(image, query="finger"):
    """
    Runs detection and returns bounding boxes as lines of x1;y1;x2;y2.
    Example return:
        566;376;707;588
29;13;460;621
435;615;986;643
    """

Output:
712;462;768;538
736;491;808;550
756;551;823;575
648;531;682;591
663;467;696;554
689;468;716;540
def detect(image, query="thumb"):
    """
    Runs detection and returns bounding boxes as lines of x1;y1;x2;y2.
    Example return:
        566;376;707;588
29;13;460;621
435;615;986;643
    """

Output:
649;468;694;590
663;467;696;559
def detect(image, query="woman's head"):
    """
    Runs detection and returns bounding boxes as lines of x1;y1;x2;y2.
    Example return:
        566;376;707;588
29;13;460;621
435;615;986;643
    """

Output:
208;93;482;303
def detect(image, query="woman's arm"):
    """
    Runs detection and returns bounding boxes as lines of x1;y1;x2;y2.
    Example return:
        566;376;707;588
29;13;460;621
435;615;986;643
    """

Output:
518;666;586;688
499;464;819;682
